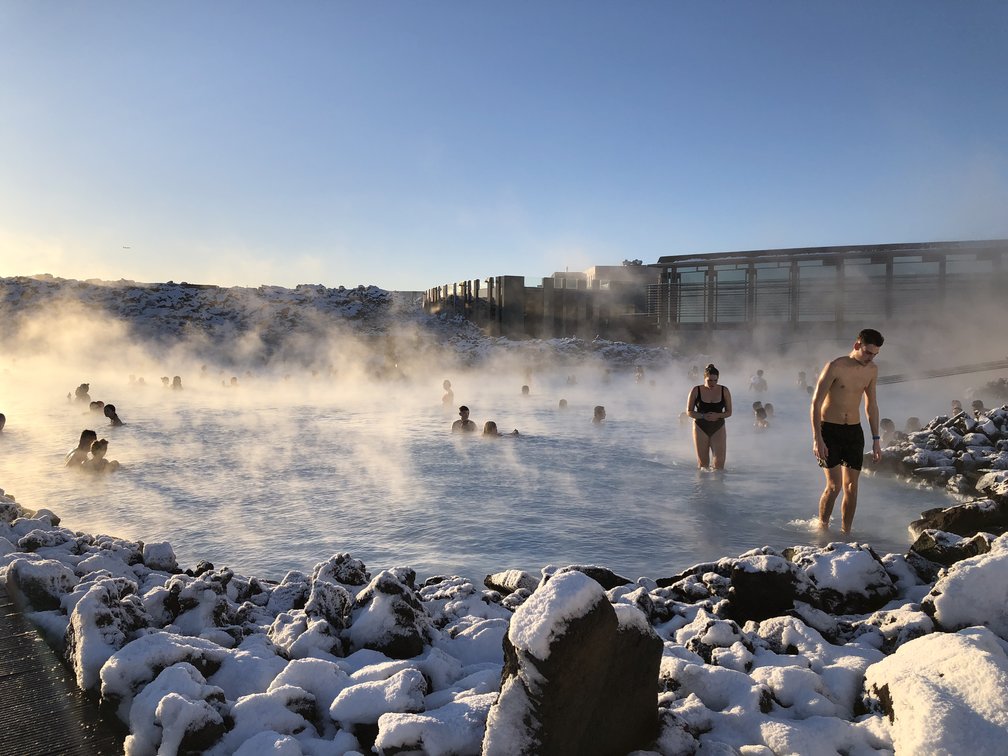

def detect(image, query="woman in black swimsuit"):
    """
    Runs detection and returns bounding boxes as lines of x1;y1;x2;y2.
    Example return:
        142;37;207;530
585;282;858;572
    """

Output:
686;363;733;469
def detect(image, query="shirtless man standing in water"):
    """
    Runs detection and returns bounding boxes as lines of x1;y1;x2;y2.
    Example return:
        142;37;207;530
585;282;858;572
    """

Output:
811;328;884;534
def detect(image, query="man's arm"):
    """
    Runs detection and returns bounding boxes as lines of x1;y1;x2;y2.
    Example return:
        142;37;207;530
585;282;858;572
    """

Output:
810;361;833;462
864;367;881;461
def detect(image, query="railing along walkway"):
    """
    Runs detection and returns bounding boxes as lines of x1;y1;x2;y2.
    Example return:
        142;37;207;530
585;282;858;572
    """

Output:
0;583;125;755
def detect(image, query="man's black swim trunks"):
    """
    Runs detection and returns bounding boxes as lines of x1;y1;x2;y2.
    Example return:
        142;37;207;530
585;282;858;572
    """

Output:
819;422;865;470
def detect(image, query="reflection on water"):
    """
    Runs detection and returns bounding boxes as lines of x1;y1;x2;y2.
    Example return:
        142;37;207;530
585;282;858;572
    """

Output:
0;371;954;582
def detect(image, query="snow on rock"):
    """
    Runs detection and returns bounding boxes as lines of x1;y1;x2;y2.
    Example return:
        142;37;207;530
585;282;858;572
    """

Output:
346;570;433;659
329;668;427;727
65;576;150;691
123;662;227;756
863;627;1008;754
99;631;232;721
374;691;498;756
210;684;318;754
787;542;897;615
6;556;77;610
484;569;662;755
922;532;1008;638
142;542;178;573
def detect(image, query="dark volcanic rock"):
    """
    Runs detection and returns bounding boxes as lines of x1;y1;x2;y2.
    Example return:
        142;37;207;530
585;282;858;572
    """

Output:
909;529;994;567
725;554;798;623
909;498;1008;539
483;570;661;756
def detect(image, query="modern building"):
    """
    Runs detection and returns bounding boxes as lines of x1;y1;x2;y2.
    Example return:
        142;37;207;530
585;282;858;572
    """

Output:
424;239;1008;345
652;239;1008;338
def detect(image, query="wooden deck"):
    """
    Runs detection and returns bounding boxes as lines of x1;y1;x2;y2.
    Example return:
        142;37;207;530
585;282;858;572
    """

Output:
0;584;126;755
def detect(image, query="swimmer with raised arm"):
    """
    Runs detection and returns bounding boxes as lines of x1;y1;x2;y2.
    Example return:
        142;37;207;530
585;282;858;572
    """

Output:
811;328;884;534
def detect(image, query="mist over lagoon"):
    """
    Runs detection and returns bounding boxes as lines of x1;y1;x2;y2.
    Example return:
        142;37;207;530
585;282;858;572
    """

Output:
0;354;965;583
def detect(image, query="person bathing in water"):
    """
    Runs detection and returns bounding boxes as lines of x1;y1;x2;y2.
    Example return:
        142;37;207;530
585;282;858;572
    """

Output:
686;364;732;469
66;430;98;467
811;328;884;535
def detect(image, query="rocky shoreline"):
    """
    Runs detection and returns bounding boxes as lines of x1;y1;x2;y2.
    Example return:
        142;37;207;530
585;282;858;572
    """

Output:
3;406;1008;754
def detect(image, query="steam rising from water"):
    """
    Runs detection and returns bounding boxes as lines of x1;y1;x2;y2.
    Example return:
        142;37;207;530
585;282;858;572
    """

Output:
1;304;1003;581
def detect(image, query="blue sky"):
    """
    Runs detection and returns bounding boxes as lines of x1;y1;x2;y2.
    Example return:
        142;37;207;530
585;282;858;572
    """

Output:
2;1;1007;291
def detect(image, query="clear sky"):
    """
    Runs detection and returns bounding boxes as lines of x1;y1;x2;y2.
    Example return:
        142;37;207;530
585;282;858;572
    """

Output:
2;1;1007;291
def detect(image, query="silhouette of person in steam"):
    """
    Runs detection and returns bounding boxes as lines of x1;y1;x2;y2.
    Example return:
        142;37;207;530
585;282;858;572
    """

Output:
0;413;5;433
104;404;124;426
442;379;454;406
82;438;119;473
172;376;183;390
483;420;519;437
66;429;98;467
452;406;477;433
592;405;606;424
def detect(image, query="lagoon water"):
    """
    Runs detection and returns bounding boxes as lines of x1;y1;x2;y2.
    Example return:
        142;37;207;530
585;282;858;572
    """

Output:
0;365;955;583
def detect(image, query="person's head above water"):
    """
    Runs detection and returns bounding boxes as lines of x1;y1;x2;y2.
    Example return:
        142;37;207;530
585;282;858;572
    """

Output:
0;413;5;432
458;406;470;417
521;385;530;395
90;438;109;458
592;405;606;423
443;379;451;390
78;429;98;449
483;421;499;436
558;398;568;409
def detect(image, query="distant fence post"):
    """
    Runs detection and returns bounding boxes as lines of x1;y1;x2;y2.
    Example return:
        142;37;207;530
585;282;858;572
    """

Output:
499;276;526;338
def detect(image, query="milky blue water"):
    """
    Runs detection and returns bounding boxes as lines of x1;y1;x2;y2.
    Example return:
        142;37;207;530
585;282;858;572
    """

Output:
0;367;955;583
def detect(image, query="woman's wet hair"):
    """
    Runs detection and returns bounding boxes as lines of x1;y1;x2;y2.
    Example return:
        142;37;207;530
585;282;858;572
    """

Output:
483;421;498;435
704;364;719;377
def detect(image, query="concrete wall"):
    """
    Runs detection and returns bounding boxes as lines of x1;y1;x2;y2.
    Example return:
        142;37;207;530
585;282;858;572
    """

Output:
423;274;658;342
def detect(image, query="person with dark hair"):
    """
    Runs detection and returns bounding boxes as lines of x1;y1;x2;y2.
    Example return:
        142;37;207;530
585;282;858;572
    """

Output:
592;405;606;424
0;413;5;432
66;429;98;467
441;379;454;406
558;398;568;410
686;363;733;469
104;404;124;426
452;406;477;433
171;376;183;390
811;327;884;534
83;438;119;473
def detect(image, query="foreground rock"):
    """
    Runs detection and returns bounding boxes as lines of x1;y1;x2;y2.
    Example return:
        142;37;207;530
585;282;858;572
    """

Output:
863;628;1008;753
484;570;661;755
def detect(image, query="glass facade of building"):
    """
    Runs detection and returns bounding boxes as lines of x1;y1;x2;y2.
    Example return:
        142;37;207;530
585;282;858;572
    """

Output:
653;241;1008;330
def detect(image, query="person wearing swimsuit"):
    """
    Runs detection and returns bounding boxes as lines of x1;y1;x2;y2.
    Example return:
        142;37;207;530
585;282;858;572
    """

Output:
686;364;733;469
